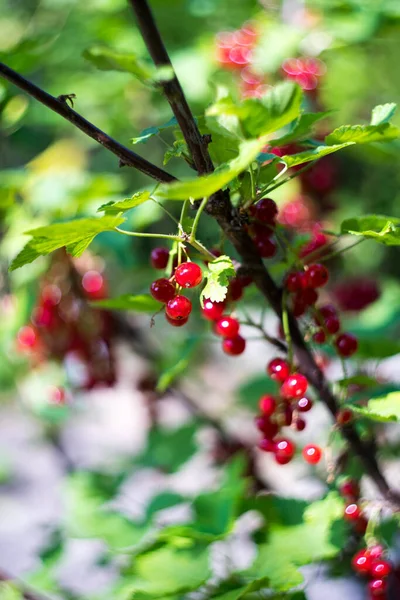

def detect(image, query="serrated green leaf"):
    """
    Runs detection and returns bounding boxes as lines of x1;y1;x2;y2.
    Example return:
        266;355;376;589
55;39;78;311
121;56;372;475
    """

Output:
326;123;400;145
10;215;125;270
83;46;154;85
131;117;178;145
340;214;400;245
350;392;400;422
158;138;268;201
91;294;161;313
201;255;235;304
163;140;188;165
282;143;353;168
97;191;151;214
271;111;333;146
136;423;198;472
370;103;397;125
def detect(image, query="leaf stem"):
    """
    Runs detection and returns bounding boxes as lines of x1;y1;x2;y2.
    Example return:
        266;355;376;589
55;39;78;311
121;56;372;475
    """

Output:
114;227;182;242
189;197;208;242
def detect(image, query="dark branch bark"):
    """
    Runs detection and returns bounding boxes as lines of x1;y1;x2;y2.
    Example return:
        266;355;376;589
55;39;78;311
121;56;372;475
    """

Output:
129;0;399;506
0;62;175;184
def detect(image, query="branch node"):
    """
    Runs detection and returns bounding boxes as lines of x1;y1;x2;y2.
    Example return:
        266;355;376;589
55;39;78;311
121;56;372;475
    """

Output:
57;93;76;108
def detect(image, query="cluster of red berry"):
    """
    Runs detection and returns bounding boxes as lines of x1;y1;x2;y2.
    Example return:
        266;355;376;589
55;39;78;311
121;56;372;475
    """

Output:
339;480;392;598
247;197;278;258
281;57;326;92
16;252;115;398
255;357;322;465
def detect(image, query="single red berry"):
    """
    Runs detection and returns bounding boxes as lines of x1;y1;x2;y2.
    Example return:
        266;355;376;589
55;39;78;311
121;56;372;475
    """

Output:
352;550;372;575
175;262;203;288
237;274;253;287
344;503;361;521
302;287;318;306
255;415;279;438
258;438;275;452
215;316;240;337
274;438;295;465
259;395;277;416
222;335;246;356
151;247;170;269
340;479;360;500
166;314;189;327
17;325;37;348
306;264;329;288
370;561;391;579
316;304;337;322
202;299;226;321
283;403;293;426
369;545;385;560
336;408;353;426
281;373;308;400
355;517;368;535
165;295;192;321
302;444;322;464
335;333;358;357
228;278;244;301
325;315;341;334
368;579;387;596
250;222;274;239
82;270;104;296
41;284;61;307
297;397;313;412
313;329;326;344
49;386;66;405
267;358;290;382
150;278;176;303
255;237;277;258
254;198;278;224
285;271;307;293
292;295;307;318
295;418;306;431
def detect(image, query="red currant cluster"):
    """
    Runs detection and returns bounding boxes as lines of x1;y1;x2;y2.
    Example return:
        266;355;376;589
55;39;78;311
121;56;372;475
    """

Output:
339;480;392;599
16;251;115;394
281;57;326;92
247;197;278;258
255;357;322;465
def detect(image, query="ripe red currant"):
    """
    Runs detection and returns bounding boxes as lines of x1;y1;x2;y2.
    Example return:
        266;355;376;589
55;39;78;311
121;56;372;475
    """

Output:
369;545;385;560
344;503;361;521
254;198;278;224
316;304;337;321
150;278;176;303
285;271;307;293
297;397;313;412
258;438;275;452
165;295;192;321
340;479;360;500
302;444;322;464
370;561;391;579
267;358;290;382
352;550;372;575
215;316;240;337
306;263;329;288
335;333;358;357
151;247;170;269
255;415;279;438
302;287;318;306
82;270;104;295
283;403;293;426
325;315;340;334
259;395;277;416
368;578;387;596
336;408;353;426
255;237;277;258
281;373;308;399
274;438;295;465
17;326;37;348
202;299;226;321
292;295;307;318
166;314;189;327
313;329;326;344
295;418;306;431
227;278;244;301
222;335;246;356
49;386;66;405
175;262;203;288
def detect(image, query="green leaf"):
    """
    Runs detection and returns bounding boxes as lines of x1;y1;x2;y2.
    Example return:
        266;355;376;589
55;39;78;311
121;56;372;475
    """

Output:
282;143;353;168
97;191;151;214
91;294;161;313
350;392;400;422
0;583;23;600
357;336;400;359
236;374;279;410
326;123;400;145
10;215;125;270
158;138;268;201
210;578;270;600
156;337;200;393
83;46;154;85
163;140;188;165
201;255;235;304
370;103;397;125
271;111;333;146
131;117;178;145
340;214;400;245
136;423;198;472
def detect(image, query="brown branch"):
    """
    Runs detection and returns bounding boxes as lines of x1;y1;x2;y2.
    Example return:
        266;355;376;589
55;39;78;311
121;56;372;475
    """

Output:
0;62;175;184
129;0;399;507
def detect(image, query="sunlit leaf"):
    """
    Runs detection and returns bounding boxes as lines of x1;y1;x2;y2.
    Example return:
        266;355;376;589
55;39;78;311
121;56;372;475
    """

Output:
91;294;161;313
340;214;400;245
201;255;235;304
350;392;400;422
97;191;151;214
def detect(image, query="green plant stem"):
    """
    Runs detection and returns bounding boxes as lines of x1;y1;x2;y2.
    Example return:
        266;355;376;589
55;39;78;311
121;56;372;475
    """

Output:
115;227;182;242
318;237;366;263
190;238;216;261
281;291;293;366
150;198;180;226
257;161;314;199
189;197;208;241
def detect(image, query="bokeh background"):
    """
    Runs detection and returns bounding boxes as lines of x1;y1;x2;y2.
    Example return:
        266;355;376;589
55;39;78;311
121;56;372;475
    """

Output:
1;1;400;599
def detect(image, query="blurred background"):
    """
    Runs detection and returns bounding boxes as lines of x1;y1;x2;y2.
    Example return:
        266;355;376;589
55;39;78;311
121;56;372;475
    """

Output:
0;0;400;599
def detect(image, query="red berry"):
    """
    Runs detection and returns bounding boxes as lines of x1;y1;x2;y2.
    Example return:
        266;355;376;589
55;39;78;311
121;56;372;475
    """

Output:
165;295;192;321
283;403;293;426
255;237;277;258
368;579;387;596
281;373;308;400
255;416;279;438
49;386;66;405
215;316;240;338
302;444;322;464
274;438;295;465
297;397;313;412
258;438;275;452
150;278;176;303
355;517;368;535
259;395;277;416
41;284;61;307
302;287;318;306
228;278;244;301
237;274;253;288
175;262;202;288
250;222;274;239
369;545;385;560
325;315;340;334
254;198;278;224
267;358;290;382
318;304;337;319
151;247;170;269
17;325;37;348
295;418;306;431
82;270;104;295
352;550;372;575
336;408;353;426
313;329;326;344
222;335;246;356
370;561;391;579
340;479;360;500
335;333;358;357
306;264;329;288
285;271;307;293
166;314;189;327
344;503;361;521
292;295;307;317
202;299;226;321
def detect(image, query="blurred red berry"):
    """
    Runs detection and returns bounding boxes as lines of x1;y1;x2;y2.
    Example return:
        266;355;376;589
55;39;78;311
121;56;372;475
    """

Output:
150;278;176;303
151;247;170;269
335;333;358;357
